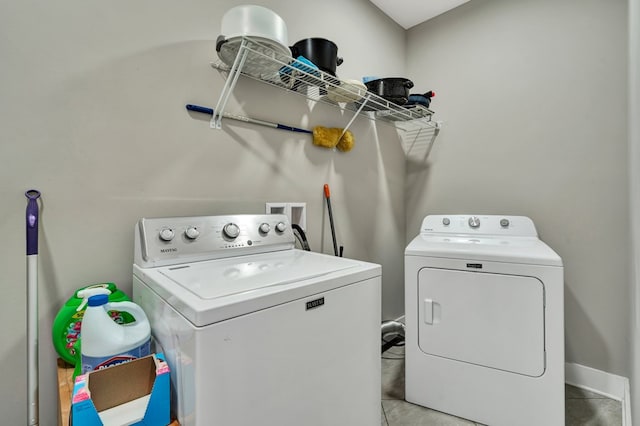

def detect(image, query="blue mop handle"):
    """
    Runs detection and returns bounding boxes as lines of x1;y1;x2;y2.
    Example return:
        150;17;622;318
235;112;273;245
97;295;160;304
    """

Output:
186;104;313;134
186;104;214;115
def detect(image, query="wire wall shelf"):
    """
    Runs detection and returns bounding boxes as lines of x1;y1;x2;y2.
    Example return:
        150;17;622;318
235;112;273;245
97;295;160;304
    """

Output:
210;36;441;157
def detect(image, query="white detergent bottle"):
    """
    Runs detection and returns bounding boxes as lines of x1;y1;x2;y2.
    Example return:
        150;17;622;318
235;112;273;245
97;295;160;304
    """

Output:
80;294;151;374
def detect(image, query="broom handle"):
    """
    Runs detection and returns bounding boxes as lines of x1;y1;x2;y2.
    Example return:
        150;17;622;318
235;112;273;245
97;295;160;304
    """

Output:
324;184;339;257
26;189;40;426
27;256;38;426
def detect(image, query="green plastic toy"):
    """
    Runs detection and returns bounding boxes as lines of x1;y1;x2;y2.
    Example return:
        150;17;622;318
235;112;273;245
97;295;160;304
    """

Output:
52;283;134;365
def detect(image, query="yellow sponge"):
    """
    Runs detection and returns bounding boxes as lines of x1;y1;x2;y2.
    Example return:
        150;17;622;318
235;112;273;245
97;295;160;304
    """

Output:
336;130;354;152
312;127;355;152
312;126;340;149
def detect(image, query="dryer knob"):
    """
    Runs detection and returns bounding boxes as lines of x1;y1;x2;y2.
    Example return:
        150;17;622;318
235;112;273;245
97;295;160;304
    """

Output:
159;228;175;241
223;223;240;239
275;222;287;233
500;218;510;228
259;223;271;234
468;216;481;228
185;227;200;239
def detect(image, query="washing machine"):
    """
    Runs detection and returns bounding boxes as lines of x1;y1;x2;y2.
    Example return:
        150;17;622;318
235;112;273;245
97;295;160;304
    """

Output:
405;215;564;426
132;214;381;426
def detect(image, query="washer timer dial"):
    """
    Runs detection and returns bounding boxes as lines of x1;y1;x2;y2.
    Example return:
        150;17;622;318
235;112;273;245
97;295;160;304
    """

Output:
223;223;240;239
468;216;481;228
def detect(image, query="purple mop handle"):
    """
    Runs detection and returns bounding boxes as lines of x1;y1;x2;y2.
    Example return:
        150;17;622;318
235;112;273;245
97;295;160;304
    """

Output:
25;190;40;256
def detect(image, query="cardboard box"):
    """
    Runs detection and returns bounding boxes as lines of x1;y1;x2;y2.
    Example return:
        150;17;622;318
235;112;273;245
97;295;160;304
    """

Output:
71;353;170;426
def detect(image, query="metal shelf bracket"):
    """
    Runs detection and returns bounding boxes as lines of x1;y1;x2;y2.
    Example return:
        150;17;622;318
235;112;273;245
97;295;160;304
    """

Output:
211;39;250;129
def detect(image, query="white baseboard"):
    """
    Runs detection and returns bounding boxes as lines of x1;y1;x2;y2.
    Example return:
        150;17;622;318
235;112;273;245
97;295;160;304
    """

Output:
565;362;632;425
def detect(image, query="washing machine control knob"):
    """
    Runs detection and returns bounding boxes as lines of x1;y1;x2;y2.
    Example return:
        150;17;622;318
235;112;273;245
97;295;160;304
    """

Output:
259;223;271;234
500;218;510;228
185;227;200;239
468;216;481;228
223;223;240;239
159;228;175;241
442;218;450;226
275;222;287;233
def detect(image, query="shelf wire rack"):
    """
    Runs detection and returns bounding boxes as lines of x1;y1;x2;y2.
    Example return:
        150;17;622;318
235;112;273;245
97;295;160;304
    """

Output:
210;36;441;156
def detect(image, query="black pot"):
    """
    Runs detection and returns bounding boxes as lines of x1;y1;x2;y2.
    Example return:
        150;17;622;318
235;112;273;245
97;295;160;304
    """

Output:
365;78;414;105
290;38;343;77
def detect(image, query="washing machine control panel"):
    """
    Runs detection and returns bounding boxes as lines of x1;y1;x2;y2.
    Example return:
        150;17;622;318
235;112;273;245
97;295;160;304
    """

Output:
421;215;538;237
135;214;296;267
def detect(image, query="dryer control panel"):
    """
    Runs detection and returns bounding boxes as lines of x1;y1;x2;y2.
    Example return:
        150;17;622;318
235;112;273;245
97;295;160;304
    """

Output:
134;214;295;267
420;215;538;237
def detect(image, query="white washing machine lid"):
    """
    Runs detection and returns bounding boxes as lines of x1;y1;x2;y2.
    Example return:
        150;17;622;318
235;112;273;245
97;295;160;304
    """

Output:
405;234;562;266
134;249;380;326
159;249;357;299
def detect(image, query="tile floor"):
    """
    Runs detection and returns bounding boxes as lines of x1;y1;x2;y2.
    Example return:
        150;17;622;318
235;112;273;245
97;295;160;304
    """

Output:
381;345;623;426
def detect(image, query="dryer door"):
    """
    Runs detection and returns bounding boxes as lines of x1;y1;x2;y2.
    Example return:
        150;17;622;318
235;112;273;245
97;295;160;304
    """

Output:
418;267;545;377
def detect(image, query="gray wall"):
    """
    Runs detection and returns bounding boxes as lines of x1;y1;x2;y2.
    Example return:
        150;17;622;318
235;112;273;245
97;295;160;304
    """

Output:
2;0;633;423
0;1;407;423
629;0;640;422
406;0;630;376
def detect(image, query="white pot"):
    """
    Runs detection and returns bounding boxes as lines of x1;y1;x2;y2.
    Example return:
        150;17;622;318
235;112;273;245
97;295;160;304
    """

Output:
221;5;289;51
327;79;368;103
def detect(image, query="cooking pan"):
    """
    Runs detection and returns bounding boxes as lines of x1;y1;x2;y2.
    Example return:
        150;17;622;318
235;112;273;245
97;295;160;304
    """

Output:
216;5;291;77
290;38;343;76
327;79;367;103
406;91;435;108
364;77;414;105
220;5;288;49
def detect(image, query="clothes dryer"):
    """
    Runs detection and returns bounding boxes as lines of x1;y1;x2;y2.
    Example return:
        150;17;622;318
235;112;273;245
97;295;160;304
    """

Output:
133;214;381;426
405;215;564;426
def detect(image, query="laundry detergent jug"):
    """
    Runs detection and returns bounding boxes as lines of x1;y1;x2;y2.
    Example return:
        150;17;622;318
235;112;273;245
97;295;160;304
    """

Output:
52;283;133;365
80;294;151;374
